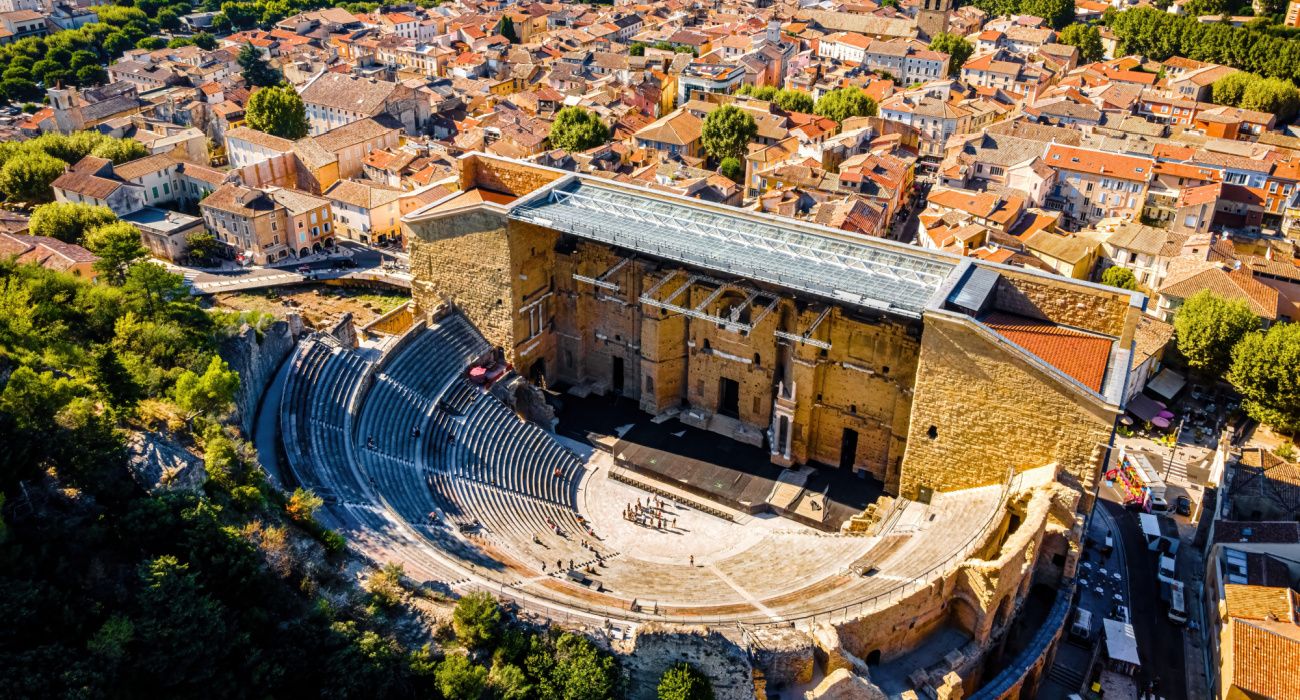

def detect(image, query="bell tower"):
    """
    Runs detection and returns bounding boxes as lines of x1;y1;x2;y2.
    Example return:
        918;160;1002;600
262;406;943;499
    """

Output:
917;0;952;41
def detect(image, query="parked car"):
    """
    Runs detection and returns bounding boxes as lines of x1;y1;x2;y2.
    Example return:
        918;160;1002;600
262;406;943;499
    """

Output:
1150;496;1171;513
296;265;313;275
1176;495;1192;517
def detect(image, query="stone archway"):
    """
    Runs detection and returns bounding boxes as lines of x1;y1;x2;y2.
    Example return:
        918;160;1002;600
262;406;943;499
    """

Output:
993;594;1013;630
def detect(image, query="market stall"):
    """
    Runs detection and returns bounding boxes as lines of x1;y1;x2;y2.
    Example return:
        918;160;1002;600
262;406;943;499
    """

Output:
1107;448;1166;510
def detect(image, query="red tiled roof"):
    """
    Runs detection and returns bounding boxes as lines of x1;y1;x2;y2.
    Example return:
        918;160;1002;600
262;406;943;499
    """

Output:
1230;617;1300;700
982;312;1112;392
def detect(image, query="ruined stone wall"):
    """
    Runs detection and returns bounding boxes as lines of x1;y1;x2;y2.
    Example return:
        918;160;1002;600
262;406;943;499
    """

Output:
620;626;755;700
900;311;1116;502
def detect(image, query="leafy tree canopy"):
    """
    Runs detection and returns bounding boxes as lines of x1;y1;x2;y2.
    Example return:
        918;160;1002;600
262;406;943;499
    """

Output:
929;33;974;76
29;202;119;245
548;106;611;152
84;221;148;286
238;43;283;87
245;84;309;140
718;156;743;183
1173;290;1259;376
813;87;878;122
452;591;503;650
658;662;715;700
1100;266;1138;291
1230;322;1300;434
1058;23;1105;63
700;104;758;161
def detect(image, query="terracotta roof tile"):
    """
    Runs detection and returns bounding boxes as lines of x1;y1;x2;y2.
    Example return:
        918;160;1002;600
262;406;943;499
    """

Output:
982;312;1113;392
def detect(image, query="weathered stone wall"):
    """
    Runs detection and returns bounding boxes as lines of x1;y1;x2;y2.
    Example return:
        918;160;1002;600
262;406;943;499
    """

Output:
992;269;1137;343
620;625;755;700
219;317;299;436
899;312;1116;502
458;154;564;195
406;208;516;356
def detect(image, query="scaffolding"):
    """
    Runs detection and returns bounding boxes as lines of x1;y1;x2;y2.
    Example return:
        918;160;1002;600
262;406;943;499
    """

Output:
512;181;955;318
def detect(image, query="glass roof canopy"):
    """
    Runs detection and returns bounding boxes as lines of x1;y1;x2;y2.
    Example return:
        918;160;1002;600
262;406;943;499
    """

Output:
510;180;958;318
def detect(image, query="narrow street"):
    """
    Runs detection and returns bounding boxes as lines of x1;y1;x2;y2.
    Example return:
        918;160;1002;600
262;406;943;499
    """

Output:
1098;498;1187;700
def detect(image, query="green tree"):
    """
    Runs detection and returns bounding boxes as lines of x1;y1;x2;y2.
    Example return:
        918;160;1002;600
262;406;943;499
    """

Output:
136;36;168;51
1240;76;1300;122
700;104;758;161
537;632;621;700
365;562;407;608
1173;290;1259;376
185;230;221;265
0;151;67;204
1020;0;1074;27
452;591;503;650
488;661;531;700
497;15;519;43
201;424;244;490
1213;71;1256;106
973;0;1021;15
245;84;309;140
1058;23;1105;63
76;64;109;86
547;106;610;152
436;654;488;700
103;32;134;58
813;87;877;122
737;84;778;101
718;156;743;183
1100;266;1138;291
91;137;149;164
85;221;147;285
28;202;118;244
629;42;646;56
285;487;324;522
1229;322;1300;434
238;43;282;87
774;88;813;112
1;77;41;103
929;33;974;76
658;662;714;700
193;32;218;50
171;355;240;419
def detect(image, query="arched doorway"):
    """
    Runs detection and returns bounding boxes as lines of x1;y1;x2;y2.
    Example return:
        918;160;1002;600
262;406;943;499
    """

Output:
324;237;334;248
312;242;322;253
299;247;310;257
993;595;1013;630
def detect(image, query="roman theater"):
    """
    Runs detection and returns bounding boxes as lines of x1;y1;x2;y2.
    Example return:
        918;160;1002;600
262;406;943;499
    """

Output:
279;155;1143;698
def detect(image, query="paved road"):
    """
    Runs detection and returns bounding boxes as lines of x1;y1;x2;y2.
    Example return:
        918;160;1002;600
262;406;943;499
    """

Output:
1100;497;1187;700
176;241;410;293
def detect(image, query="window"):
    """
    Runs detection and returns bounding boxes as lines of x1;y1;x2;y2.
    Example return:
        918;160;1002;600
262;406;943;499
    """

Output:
162;183;169;195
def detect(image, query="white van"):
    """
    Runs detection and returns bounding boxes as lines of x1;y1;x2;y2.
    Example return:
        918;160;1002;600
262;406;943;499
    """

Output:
1169;580;1189;625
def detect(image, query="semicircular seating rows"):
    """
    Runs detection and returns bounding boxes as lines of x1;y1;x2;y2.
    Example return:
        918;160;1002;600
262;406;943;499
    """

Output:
282;313;608;591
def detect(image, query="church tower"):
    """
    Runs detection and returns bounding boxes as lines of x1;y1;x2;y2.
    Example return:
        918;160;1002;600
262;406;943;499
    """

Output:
917;0;952;41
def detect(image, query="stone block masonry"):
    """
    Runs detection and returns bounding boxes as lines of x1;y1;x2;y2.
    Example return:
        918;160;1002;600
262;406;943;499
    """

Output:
900;311;1116;502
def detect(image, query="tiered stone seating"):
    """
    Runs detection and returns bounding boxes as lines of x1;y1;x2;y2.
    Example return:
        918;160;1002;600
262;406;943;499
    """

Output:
281;336;372;505
280;315;1009;626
